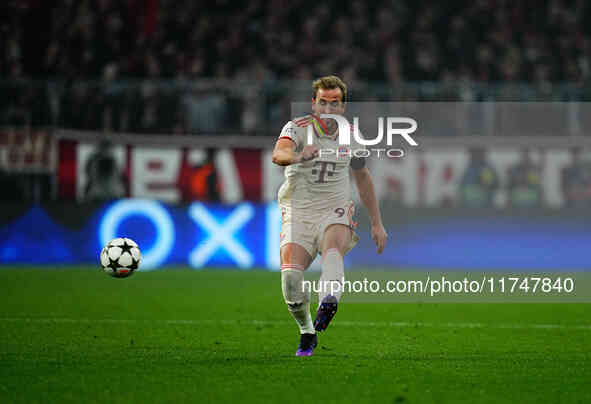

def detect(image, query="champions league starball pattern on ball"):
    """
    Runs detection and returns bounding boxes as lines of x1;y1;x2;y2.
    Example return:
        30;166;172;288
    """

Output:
100;238;141;278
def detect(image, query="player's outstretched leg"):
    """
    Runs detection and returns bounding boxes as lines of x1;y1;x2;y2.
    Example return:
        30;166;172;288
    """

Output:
281;263;316;356
314;294;338;332
314;247;345;332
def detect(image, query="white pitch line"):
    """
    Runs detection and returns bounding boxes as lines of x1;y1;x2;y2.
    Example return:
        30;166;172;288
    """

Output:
0;317;590;330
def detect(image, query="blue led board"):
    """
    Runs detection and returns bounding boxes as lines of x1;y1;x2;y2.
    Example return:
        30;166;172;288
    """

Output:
0;200;280;270
1;200;590;270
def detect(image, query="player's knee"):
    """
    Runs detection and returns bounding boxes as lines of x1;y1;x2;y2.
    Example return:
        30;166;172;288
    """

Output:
281;268;309;311
322;225;350;255
280;243;312;267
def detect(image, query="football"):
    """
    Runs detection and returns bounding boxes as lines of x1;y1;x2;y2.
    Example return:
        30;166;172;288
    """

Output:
100;238;141;278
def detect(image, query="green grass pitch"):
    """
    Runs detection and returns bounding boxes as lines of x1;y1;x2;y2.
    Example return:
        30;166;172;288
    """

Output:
0;268;590;403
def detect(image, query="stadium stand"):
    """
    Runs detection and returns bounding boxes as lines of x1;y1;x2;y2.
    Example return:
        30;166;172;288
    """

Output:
2;0;591;133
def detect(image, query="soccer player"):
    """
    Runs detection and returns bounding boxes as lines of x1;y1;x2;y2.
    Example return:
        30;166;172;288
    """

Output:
272;75;387;356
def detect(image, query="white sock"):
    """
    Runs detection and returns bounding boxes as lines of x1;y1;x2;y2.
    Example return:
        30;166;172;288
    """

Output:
319;248;345;303
281;266;314;334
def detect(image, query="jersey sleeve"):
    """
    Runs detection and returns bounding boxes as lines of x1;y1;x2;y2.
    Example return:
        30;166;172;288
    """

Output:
278;121;304;149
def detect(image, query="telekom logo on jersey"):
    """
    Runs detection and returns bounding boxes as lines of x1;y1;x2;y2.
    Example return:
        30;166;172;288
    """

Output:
307;114;419;158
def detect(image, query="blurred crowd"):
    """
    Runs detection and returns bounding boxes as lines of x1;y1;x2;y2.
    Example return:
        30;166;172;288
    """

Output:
2;0;591;133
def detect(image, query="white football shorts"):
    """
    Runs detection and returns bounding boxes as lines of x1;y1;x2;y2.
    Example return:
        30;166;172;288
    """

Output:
279;200;359;258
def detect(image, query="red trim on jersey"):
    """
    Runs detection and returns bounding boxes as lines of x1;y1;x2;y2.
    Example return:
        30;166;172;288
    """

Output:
294;117;311;127
280;264;305;271
309;114;329;133
278;136;296;144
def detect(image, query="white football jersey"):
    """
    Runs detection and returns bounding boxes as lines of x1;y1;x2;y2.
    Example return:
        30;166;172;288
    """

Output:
277;115;366;212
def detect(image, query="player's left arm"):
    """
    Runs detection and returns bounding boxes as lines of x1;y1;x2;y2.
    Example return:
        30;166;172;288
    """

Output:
351;159;387;254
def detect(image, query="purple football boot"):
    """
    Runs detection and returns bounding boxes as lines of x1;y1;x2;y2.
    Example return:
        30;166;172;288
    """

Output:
296;333;317;357
314;295;338;332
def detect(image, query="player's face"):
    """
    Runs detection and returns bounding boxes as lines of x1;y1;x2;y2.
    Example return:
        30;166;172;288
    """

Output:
312;88;345;135
312;88;345;116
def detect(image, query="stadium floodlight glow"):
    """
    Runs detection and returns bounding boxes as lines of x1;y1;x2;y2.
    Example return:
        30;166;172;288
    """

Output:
189;203;254;269
99;199;174;270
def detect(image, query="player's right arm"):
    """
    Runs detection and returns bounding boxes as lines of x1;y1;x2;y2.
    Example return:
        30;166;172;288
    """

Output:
272;139;318;166
272;122;318;166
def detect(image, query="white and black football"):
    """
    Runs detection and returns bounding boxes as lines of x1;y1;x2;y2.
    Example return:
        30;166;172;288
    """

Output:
100;238;141;278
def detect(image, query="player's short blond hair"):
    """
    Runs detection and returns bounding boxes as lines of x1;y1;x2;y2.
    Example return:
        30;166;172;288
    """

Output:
312;75;347;102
